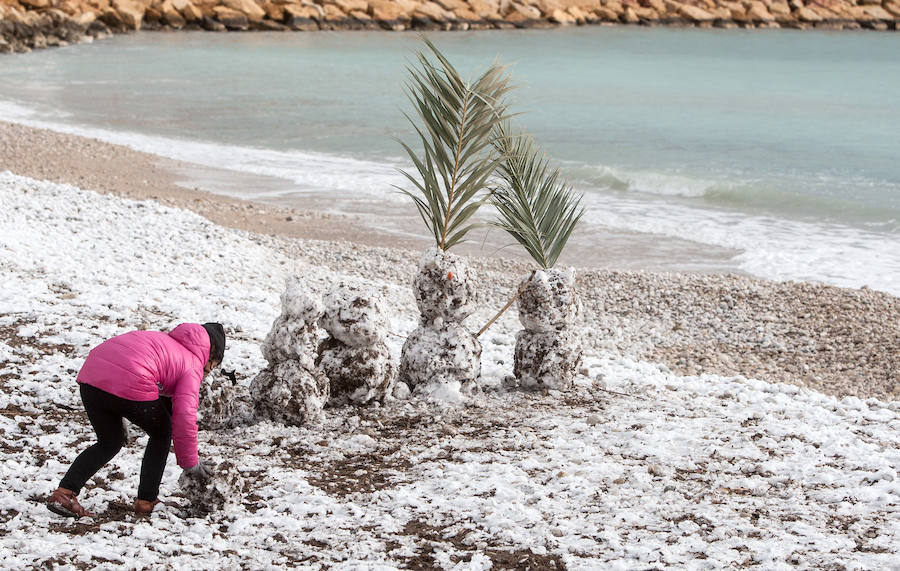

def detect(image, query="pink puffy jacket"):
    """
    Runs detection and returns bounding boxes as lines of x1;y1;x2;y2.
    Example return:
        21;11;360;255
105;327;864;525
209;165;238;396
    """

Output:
77;323;209;469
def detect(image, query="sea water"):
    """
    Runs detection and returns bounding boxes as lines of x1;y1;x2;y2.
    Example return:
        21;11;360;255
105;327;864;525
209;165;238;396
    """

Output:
0;28;897;294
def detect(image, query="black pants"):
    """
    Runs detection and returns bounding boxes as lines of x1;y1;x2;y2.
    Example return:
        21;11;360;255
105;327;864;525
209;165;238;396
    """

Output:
59;383;173;501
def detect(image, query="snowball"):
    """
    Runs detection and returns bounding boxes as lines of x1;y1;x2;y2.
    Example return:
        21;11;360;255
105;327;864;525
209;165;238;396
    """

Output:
261;318;319;367
249;360;328;426
317;338;396;405
413;247;478;322
517;268;579;332
280;276;324;321
261;278;323;365
399;321;481;391
514;329;583;391
177;460;244;516
197;373;240;431
320;282;389;347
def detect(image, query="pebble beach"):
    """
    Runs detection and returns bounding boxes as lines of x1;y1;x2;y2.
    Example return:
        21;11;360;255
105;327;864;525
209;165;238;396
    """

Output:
2;120;897;401
0;0;898;560
1;120;898;568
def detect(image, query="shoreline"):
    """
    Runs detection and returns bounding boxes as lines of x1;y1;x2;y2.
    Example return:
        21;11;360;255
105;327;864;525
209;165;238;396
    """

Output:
1;119;897;401
1;0;898;54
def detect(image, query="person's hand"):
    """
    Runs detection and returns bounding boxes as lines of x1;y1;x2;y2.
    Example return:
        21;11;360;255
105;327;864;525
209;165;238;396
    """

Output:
184;460;215;480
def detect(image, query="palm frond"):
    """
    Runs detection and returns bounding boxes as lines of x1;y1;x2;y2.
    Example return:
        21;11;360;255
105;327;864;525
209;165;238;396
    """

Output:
397;38;514;251
491;122;585;269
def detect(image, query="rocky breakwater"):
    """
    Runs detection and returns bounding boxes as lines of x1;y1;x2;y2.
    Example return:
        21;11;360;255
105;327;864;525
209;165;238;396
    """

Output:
2;0;898;53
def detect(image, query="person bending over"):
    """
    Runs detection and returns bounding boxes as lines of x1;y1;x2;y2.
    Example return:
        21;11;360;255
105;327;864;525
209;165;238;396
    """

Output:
46;322;225;518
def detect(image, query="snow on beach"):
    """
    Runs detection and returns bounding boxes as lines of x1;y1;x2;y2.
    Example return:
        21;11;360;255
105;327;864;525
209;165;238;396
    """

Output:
1;171;898;569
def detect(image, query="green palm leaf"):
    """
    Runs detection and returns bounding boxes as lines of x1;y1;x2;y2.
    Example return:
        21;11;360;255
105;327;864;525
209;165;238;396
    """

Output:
396;38;514;251
491;122;585;269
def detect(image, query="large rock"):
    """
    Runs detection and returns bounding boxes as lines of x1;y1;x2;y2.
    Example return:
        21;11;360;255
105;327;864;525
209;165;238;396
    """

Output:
861;5;894;20
284;2;322;27
181;1;203;20
507;1;541;19
434;0;468;11
551;7;577;22
796;6;823;22
331;0;369;12
221;0;266;20
414;0;457;21
746;1;774;22
161;1;187;26
368;0;410;20
467;0;502;18
111;0;145;29
676;2;714;22
322;2;349;20
262;1;286;20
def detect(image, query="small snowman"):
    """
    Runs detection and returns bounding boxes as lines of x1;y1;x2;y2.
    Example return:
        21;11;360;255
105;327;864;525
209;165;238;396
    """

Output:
249;277;328;426
317;282;396;405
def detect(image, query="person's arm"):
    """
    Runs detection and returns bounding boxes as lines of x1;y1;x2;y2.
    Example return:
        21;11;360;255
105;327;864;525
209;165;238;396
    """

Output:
170;369;202;469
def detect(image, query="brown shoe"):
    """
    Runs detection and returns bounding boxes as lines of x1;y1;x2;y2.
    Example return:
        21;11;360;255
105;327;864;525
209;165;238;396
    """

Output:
47;488;96;519
133;498;161;514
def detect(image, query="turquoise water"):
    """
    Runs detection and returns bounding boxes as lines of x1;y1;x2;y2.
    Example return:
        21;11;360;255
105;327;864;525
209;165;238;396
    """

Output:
1;28;898;292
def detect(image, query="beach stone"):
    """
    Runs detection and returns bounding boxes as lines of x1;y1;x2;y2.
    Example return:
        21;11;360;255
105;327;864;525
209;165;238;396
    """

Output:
399;321;482;393
318;339;396;404
177;460;243;516
517;268;580;332
413;247;478;322
514;328;583;390
320;281;389;347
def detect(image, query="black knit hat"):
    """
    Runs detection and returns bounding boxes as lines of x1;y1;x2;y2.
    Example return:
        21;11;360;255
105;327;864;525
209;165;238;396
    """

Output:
202;322;226;365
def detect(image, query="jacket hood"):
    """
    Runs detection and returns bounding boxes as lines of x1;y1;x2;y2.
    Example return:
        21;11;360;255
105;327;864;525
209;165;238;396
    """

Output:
168;323;211;365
